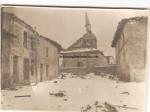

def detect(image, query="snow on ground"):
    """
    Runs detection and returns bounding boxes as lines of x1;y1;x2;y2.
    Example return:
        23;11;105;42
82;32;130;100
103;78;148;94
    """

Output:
1;73;146;112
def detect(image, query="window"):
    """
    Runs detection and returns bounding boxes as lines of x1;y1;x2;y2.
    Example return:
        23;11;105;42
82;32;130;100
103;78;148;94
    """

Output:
31;60;34;76
40;64;43;81
14;24;21;38
46;65;49;77
23;31;28;48
77;62;83;67
46;47;48;57
13;24;21;46
31;38;36;50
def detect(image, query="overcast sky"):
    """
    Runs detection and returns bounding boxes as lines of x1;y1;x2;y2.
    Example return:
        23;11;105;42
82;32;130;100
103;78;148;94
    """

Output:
4;6;148;57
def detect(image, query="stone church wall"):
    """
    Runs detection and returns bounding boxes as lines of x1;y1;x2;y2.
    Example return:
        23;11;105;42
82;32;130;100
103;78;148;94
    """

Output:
59;65;117;76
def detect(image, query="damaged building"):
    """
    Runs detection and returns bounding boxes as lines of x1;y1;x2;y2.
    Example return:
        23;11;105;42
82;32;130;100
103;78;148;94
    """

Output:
1;9;62;89
112;16;148;82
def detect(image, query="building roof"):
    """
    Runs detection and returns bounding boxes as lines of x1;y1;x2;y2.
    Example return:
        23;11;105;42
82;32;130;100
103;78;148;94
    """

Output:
40;35;63;51
111;16;147;47
61;48;98;53
3;12;63;51
3;12;38;34
85;12;91;27
67;32;97;50
60;48;105;56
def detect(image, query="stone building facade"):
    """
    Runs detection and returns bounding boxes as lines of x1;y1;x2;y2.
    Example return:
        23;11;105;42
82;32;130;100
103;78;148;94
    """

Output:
36;36;61;82
60;13;108;72
1;30;14;89
112;17;148;82
1;9;62;89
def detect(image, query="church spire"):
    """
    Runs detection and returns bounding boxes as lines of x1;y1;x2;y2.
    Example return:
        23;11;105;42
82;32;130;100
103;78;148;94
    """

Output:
85;12;91;33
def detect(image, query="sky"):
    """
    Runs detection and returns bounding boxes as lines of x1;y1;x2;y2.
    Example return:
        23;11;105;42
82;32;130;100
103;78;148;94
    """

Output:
4;6;148;57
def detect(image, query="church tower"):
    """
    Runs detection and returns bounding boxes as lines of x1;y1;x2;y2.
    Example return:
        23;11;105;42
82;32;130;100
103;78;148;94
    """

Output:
67;12;97;50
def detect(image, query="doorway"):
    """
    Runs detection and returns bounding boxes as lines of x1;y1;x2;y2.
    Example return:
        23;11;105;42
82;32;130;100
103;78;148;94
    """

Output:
40;64;43;82
23;58;30;80
13;56;19;83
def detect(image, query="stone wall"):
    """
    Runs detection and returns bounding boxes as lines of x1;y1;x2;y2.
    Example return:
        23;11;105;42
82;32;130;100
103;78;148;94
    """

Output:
1;31;12;89
61;51;108;68
59;65;117;76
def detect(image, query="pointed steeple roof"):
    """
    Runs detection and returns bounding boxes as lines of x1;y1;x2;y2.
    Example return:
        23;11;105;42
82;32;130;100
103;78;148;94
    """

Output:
85;12;91;26
85;12;91;33
66;12;97;50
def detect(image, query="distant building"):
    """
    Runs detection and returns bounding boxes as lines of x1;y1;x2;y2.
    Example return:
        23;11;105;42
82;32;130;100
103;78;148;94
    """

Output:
1;10;62;89
60;13;108;70
60;49;108;68
106;56;115;64
112;17;147;82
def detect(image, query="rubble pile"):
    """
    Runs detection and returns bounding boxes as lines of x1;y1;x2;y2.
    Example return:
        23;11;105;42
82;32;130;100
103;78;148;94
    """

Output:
59;72;119;81
49;90;67;98
58;73;77;79
81;101;118;112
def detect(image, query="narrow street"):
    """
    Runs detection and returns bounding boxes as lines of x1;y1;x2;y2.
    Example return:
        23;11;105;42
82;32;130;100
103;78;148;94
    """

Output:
1;73;146;112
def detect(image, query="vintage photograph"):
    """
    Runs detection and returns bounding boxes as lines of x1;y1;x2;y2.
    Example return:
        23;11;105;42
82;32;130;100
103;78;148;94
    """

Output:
1;6;149;112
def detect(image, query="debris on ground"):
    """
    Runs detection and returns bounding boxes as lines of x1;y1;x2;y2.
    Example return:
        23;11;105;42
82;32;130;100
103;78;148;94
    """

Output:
58;73;77;79
104;102;118;112
100;73;106;77
15;95;31;98
5;87;18;91
81;101;118;112
60;74;66;79
49;90;67;97
66;73;77;78
1;72;145;111
85;73;95;79
103;74;116;80
79;75;86;79
53;81;58;83
113;104;138;110
120;91;130;95
63;98;68;101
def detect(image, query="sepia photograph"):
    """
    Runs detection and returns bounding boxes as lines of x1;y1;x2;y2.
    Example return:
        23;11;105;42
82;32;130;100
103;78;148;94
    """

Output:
0;5;149;112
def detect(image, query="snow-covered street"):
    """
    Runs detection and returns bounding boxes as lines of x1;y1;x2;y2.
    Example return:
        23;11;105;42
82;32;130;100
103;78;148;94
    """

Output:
1;73;146;112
